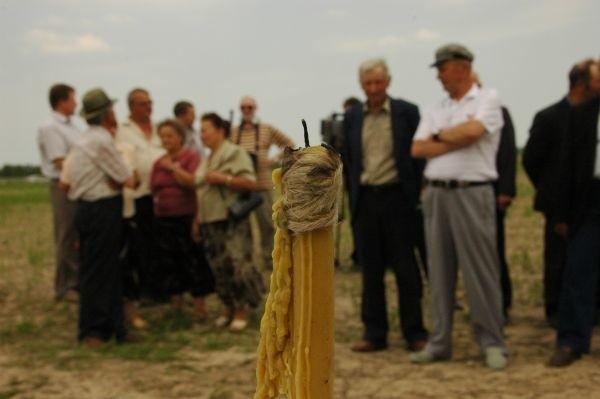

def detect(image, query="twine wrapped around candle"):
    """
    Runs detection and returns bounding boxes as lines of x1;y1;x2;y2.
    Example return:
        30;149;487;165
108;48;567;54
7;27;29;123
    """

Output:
281;145;342;234
255;144;342;399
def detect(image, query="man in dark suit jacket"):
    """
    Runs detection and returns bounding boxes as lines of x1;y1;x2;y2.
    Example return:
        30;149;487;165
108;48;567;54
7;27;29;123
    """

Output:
343;58;428;353
523;59;597;326
548;60;600;367
496;106;517;320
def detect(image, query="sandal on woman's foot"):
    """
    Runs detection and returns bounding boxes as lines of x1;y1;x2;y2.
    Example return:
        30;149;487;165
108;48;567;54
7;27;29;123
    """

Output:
228;318;248;332
214;315;231;328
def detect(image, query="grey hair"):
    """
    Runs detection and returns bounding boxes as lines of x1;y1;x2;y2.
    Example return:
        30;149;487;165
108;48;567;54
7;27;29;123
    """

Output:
359;58;390;80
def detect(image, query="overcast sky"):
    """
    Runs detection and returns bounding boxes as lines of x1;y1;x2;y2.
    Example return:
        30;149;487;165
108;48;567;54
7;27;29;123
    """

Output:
0;0;598;166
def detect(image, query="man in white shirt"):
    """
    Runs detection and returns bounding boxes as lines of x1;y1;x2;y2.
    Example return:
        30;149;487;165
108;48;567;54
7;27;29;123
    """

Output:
37;83;81;301
410;43;508;369
116;88;165;321
64;88;138;348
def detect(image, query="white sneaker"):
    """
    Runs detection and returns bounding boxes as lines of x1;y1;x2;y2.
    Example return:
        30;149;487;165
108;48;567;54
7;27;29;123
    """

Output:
228;318;249;332
485;347;507;370
409;350;435;364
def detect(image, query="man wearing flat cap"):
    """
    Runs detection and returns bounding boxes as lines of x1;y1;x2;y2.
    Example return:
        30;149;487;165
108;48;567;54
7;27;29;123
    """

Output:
62;88;138;348
410;43;508;369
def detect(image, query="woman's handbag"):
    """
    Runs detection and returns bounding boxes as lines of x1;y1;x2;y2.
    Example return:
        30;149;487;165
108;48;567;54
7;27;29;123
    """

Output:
228;191;263;223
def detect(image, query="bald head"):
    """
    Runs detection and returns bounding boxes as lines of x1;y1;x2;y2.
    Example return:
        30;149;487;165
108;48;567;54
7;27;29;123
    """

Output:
240;95;257;122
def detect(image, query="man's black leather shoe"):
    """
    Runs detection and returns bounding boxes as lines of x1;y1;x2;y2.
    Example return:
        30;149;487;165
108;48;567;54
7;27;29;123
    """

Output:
548;346;581;367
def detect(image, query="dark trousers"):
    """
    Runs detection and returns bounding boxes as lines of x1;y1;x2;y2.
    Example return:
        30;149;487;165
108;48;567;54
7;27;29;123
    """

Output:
130;195;161;300
557;213;600;353
543;214;568;321
496;207;513;313
121;218;140;300
76;196;126;341
155;215;215;297
356;184;428;345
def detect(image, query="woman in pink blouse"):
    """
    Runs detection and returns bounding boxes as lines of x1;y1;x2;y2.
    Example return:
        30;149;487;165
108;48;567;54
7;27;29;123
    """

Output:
150;119;214;321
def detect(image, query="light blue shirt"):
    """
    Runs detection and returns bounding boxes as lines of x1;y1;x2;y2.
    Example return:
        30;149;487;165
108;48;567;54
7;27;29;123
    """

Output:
37;111;81;178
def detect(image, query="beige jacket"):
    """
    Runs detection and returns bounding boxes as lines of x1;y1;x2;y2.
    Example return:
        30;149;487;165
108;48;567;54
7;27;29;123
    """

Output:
196;140;256;223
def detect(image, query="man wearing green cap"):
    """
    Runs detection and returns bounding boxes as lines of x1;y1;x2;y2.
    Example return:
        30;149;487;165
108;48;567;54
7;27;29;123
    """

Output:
410;43;508;369
62;88;138;348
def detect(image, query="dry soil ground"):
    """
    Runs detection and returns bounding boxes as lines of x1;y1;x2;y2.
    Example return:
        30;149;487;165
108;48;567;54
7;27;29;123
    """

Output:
1;172;600;398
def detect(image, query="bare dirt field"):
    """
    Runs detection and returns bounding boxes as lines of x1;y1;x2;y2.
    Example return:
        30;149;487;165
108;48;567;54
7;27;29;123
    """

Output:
2;170;600;399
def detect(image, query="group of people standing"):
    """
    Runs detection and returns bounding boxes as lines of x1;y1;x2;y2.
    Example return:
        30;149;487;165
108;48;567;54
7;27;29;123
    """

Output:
37;42;600;370
342;43;600;370
342;44;511;370
524;58;600;367
37;85;294;348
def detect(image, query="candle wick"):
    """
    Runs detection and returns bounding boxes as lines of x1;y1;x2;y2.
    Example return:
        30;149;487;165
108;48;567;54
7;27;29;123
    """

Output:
302;119;310;147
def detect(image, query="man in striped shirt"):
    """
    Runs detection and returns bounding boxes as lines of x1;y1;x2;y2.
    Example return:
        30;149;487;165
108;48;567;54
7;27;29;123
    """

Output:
230;96;295;270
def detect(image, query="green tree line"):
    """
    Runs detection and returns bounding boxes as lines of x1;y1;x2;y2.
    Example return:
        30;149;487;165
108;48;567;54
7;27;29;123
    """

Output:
0;164;42;177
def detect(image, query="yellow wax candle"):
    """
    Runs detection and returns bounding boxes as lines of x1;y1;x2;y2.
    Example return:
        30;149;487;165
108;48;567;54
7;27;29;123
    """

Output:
289;226;335;398
255;145;341;399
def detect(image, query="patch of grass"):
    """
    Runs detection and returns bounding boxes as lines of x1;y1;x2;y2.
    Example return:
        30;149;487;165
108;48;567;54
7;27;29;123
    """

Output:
110;341;182;362
0;319;45;343
9;341;95;372
152;311;194;332
511;248;534;274
27;248;45;267
0;181;49;208
14;320;40;337
525;280;544;307
196;327;259;352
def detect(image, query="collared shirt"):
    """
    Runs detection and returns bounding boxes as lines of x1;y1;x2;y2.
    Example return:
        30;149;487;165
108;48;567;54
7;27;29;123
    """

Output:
414;85;504;181
230;121;293;190
116;118;165;198
360;98;399;185
61;126;131;202
37;111;82;179
195;140;256;224
184;126;206;160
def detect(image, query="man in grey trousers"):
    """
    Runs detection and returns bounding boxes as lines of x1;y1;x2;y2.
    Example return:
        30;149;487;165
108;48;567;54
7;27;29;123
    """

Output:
37;83;81;301
410;43;508;369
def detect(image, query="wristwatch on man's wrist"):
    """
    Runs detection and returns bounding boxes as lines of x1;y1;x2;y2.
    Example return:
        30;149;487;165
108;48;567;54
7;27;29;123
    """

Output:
432;130;442;142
